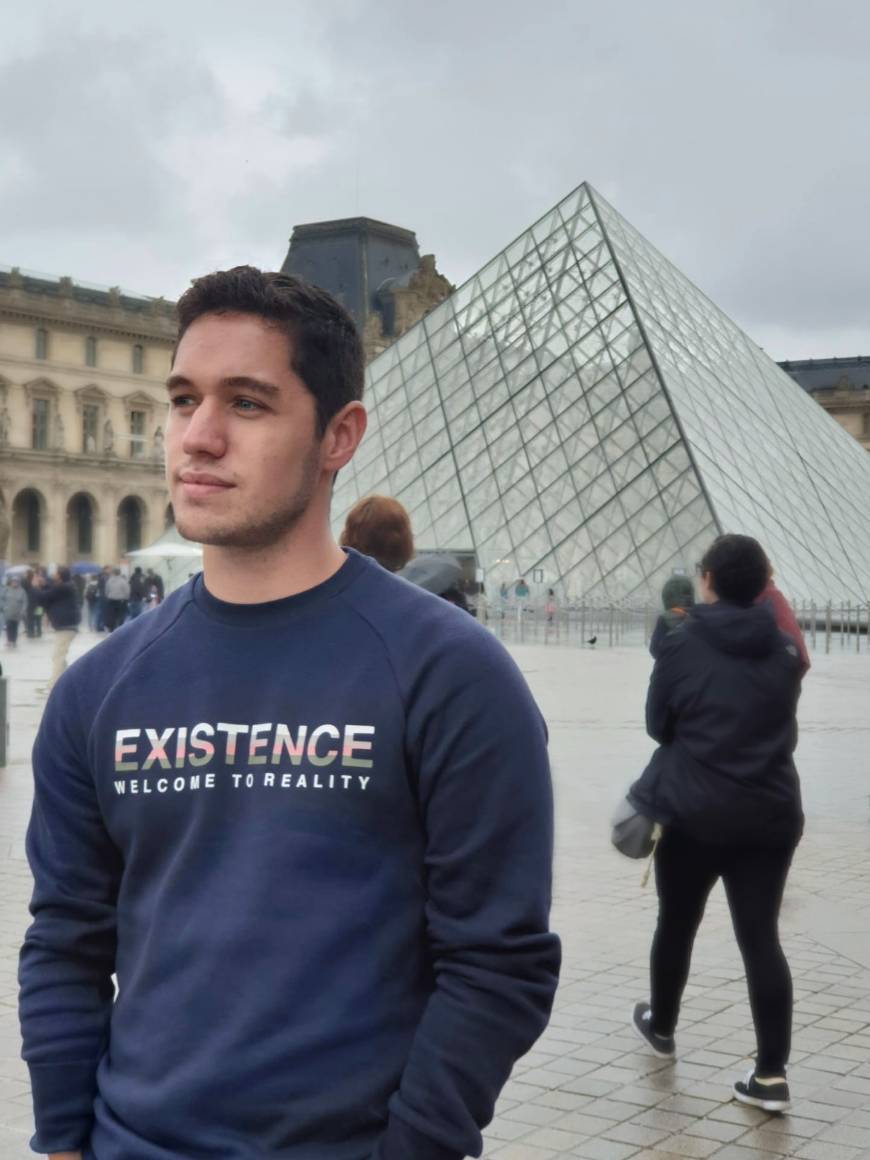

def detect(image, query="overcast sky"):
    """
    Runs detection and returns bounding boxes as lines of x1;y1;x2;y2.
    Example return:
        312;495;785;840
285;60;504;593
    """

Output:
1;0;867;359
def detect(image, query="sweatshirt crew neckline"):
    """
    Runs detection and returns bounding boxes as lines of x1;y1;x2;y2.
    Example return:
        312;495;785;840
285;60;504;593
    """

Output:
191;548;366;626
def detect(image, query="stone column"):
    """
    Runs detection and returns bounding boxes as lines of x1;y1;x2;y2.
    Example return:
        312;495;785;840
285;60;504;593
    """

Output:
0;500;9;566
44;485;67;567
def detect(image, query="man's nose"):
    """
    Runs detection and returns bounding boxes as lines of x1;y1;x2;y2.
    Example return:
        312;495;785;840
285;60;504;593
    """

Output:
181;399;228;458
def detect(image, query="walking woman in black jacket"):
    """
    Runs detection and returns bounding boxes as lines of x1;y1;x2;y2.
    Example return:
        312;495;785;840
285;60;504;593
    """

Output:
629;535;803;1113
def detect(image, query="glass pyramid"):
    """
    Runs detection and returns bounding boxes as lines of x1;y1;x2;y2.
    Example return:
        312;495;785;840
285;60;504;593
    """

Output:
333;182;870;603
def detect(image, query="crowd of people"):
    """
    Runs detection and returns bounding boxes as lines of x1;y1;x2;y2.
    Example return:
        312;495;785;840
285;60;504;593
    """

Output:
0;564;165;689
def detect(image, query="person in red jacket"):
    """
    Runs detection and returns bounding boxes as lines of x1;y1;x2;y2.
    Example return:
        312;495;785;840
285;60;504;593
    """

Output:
758;577;810;677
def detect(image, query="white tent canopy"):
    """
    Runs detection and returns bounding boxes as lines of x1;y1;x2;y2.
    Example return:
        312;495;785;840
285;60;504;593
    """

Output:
126;525;202;593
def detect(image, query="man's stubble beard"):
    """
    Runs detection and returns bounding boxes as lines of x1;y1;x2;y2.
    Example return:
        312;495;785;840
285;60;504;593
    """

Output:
174;445;322;550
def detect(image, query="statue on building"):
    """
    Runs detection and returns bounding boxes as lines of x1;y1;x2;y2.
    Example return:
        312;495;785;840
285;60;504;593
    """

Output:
54;411;65;451
85;431;97;454
0;407;10;448
104;418;115;456
153;426;165;461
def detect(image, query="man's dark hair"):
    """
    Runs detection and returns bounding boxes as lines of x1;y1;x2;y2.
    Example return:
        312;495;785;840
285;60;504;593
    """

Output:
175;266;365;435
57;566;71;583
700;534;770;607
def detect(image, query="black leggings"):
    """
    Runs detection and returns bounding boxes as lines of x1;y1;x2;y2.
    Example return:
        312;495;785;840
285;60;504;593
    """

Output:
650;828;795;1075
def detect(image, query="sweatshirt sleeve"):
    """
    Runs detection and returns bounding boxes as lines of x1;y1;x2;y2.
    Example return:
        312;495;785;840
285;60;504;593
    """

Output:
19;677;122;1154
372;632;561;1160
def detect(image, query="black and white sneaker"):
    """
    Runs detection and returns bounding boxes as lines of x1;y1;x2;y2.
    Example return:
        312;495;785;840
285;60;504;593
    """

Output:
631;1002;675;1058
733;1069;791;1113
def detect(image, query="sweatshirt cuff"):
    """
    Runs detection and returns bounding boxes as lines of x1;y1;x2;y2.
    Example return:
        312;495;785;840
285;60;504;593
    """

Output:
27;1061;97;1154
373;1113;466;1160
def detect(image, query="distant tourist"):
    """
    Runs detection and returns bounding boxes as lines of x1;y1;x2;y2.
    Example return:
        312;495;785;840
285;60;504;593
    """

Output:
629;534;802;1113
1;577;27;648
35;567;81;690
545;588;557;624
84;576;100;631
515;577;530;600
128;566;147;620
145;568;164;605
23;568;44;638
96;564;112;632
104;568;130;632
650;573;695;656
339;494;414;572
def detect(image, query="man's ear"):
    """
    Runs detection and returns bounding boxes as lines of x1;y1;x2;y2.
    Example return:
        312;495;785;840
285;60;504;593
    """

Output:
321;401;368;475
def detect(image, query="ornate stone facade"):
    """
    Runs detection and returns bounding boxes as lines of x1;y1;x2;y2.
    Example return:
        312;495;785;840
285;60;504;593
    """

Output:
363;254;453;362
0;269;175;566
779;357;870;452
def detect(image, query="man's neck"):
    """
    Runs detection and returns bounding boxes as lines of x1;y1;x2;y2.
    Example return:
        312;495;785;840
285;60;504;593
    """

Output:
201;525;347;605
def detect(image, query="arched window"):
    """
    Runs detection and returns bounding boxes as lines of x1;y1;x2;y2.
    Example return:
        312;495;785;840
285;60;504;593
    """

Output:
13;489;43;555
85;336;98;367
132;344;144;374
118;496;143;553
68;493;95;556
35;328;49;360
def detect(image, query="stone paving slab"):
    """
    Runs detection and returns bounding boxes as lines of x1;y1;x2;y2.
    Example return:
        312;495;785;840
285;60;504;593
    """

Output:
0;632;869;1157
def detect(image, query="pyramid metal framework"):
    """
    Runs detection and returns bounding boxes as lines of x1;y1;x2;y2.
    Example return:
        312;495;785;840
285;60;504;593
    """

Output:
333;183;870;602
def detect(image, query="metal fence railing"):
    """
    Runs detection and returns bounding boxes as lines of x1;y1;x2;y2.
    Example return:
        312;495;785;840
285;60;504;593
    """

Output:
477;599;870;653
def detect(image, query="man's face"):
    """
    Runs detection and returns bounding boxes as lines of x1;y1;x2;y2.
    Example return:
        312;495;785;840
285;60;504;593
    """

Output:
165;312;323;549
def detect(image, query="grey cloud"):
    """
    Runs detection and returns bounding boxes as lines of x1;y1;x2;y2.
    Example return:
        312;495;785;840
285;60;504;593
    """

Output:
0;29;222;236
1;0;868;358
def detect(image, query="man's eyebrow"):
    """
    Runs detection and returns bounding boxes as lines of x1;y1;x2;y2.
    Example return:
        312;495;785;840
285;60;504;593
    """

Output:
164;374;282;397
221;375;282;397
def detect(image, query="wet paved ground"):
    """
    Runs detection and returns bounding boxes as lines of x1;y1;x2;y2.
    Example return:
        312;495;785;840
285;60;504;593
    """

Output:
0;631;869;1158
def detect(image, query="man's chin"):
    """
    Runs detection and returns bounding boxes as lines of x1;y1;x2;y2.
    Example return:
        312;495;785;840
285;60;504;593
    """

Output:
175;514;280;550
174;515;239;548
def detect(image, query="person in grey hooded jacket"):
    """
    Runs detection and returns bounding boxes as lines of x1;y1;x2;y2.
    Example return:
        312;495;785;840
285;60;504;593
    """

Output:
1;578;28;647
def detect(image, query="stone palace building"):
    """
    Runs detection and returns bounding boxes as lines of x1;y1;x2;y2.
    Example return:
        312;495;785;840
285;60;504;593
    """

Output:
0;269;175;566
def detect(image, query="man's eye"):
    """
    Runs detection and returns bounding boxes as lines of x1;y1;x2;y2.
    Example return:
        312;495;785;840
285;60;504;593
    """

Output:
234;398;263;412
170;396;194;408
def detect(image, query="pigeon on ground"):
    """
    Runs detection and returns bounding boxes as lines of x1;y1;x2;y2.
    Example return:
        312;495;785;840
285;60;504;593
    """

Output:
587;635;597;647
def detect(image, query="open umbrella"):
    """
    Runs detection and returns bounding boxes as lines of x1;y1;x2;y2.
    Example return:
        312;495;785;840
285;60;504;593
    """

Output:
398;553;462;596
70;561;101;575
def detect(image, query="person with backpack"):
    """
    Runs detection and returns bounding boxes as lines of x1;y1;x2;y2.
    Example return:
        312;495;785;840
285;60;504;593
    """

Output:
629;534;803;1113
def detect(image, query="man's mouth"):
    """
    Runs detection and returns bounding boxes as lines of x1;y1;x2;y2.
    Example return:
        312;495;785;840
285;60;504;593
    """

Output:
178;473;235;497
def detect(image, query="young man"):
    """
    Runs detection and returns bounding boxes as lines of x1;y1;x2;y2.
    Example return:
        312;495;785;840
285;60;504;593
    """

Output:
629;534;803;1113
34;567;81;691
19;267;561;1160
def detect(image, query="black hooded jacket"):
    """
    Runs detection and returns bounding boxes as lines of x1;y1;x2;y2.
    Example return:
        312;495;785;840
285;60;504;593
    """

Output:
39;580;81;631
629;601;803;848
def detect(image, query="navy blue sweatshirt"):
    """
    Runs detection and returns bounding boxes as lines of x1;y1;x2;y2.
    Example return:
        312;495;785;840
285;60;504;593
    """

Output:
19;550;560;1159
